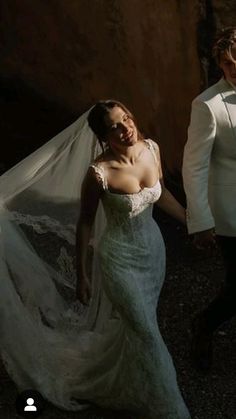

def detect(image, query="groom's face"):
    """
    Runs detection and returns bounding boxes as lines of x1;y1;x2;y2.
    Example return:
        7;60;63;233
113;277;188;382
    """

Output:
219;43;236;85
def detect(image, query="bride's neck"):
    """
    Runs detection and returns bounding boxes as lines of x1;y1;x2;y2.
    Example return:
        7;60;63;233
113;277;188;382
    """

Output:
109;140;145;165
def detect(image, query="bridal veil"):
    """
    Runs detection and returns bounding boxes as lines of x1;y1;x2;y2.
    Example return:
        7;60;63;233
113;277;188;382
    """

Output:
0;109;116;410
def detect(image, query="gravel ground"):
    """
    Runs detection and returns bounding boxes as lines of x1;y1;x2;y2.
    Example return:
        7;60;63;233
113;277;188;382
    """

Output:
0;210;235;419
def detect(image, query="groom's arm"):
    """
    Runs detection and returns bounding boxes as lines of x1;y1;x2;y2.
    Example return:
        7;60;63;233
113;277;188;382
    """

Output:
182;99;216;234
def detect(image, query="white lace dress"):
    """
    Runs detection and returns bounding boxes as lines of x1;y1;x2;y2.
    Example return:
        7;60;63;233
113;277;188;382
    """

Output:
0;139;190;418
87;139;190;418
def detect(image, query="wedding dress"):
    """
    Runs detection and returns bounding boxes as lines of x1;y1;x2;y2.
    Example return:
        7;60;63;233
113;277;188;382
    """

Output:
0;110;190;418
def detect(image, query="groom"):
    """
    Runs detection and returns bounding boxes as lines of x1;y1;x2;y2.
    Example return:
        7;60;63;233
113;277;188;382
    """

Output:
182;27;236;371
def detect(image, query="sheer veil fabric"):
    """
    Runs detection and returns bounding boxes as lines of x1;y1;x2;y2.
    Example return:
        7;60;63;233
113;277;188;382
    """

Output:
0;109;116;410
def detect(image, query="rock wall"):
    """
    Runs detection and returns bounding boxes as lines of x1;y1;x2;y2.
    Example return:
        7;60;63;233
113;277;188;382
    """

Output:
0;0;201;173
212;0;236;27
1;1;235;173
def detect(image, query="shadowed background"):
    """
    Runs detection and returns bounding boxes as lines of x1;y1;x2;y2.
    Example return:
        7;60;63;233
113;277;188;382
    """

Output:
0;0;235;173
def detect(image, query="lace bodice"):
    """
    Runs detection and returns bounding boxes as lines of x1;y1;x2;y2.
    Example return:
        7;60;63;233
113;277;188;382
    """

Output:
90;139;162;223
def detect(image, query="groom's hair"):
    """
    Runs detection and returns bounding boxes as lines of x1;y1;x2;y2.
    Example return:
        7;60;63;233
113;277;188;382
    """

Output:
212;27;236;65
87;100;139;151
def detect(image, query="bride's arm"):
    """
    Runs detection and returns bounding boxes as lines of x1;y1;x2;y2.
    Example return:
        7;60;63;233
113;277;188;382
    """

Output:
75;167;103;303
156;182;186;225
154;144;186;225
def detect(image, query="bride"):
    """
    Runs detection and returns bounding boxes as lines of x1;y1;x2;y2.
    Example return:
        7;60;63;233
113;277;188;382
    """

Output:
0;99;190;418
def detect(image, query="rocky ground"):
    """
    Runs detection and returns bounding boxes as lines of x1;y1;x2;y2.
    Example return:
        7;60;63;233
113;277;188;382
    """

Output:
0;209;235;419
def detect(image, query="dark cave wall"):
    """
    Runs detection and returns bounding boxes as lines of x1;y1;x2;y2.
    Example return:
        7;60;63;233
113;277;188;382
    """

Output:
1;0;235;173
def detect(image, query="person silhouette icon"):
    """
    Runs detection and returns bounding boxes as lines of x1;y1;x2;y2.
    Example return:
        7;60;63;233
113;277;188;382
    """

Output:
24;397;37;411
16;389;44;416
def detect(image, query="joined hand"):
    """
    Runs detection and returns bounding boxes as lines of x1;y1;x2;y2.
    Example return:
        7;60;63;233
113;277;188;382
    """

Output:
193;229;216;250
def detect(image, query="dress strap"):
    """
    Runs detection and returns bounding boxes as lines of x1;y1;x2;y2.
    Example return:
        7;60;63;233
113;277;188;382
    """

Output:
144;139;158;163
90;164;108;190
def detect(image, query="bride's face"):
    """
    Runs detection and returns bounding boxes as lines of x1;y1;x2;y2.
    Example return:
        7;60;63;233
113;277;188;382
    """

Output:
104;106;138;148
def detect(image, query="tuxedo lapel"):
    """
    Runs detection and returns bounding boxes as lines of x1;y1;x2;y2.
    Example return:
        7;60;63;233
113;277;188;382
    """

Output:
219;79;236;139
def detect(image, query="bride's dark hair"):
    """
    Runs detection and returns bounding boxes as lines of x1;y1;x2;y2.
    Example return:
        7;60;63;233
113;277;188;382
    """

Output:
87;100;141;151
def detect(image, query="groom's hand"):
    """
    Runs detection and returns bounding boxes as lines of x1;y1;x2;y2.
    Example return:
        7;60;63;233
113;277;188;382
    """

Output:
193;228;216;250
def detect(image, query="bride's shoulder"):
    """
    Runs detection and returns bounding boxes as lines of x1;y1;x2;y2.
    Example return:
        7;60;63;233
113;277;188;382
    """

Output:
91;150;112;168
93;153;105;165
144;138;160;151
144;139;161;160
88;153;110;189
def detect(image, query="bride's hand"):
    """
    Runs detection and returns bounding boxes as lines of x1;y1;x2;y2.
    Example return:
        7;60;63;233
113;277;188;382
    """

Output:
76;276;92;306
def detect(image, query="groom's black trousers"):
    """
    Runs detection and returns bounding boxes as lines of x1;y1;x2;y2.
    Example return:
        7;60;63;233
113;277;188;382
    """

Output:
204;236;236;332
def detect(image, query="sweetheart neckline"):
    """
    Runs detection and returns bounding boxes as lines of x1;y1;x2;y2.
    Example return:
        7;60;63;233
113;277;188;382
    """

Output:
91;139;160;196
106;178;161;196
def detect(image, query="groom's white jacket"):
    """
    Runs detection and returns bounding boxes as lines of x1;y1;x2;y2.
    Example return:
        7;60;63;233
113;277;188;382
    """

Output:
182;78;236;236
